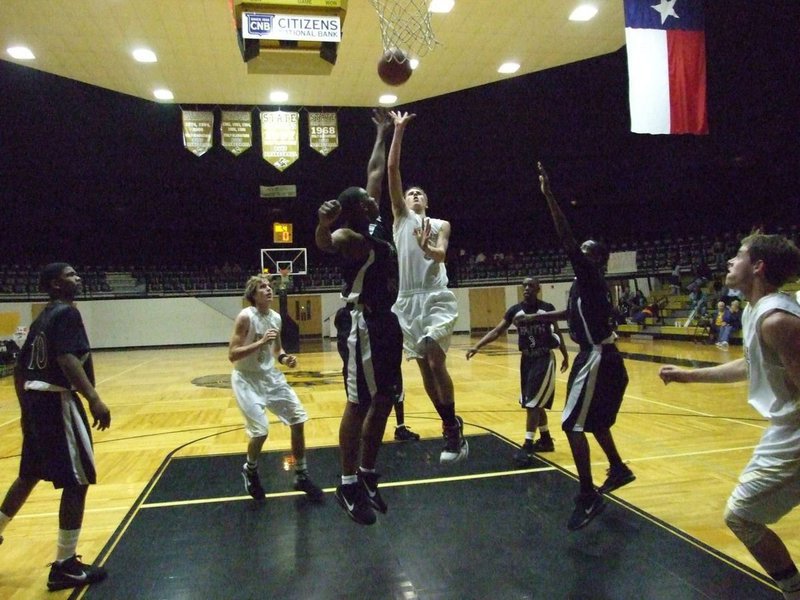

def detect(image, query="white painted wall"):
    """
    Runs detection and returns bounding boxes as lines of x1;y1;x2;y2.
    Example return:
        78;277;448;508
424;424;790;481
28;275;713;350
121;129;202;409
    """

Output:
2;284;574;349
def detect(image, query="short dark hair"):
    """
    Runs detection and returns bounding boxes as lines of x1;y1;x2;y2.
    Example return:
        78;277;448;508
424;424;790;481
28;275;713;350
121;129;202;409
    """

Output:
581;240;610;265
337;187;367;214
741;232;800;287
39;262;70;296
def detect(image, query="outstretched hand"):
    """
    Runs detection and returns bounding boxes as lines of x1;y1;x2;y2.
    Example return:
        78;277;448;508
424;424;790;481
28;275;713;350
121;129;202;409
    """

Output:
538;161;552;197
372;107;392;137
466;348;478;360
658;365;688;385
413;217;432;256
389;110;416;128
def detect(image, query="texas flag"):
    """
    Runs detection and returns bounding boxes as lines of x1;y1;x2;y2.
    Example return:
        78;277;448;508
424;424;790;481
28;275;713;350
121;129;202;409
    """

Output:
624;0;708;135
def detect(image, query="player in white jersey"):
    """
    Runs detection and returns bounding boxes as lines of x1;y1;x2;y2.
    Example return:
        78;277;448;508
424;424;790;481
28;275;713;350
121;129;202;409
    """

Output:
659;232;800;599
388;110;467;464
229;275;323;502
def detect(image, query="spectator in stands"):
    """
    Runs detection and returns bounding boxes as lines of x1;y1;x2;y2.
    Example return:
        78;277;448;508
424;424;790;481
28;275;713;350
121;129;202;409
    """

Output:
710;301;732;344
628;297;668;326
670;262;683;295
716;299;742;349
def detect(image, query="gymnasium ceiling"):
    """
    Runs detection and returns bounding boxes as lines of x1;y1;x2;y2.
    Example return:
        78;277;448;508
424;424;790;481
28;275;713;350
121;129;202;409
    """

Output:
0;0;626;107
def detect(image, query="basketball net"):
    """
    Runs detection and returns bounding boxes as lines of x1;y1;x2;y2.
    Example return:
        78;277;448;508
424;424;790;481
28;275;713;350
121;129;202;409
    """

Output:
370;0;439;59
274;267;291;292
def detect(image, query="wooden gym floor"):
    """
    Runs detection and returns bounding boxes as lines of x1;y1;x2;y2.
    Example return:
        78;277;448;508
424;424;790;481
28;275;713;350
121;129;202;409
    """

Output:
0;334;792;598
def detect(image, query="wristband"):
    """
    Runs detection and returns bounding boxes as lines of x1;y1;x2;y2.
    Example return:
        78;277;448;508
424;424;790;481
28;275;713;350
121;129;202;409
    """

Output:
278;353;288;365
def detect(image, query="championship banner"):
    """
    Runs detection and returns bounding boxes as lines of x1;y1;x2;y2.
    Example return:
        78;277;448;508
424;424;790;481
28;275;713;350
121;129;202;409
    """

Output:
220;111;252;156
260;110;299;171
181;110;214;157
308;112;338;156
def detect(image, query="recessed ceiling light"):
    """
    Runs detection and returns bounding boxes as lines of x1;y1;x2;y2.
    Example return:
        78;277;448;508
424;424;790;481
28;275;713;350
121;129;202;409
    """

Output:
132;48;157;63
379;94;398;105
7;46;35;60
429;0;454;13
270;91;289;102
569;5;598;21
153;88;174;101
498;62;520;74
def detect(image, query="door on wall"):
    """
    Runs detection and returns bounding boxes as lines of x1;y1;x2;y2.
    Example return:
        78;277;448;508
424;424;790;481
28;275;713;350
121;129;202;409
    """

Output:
468;287;506;331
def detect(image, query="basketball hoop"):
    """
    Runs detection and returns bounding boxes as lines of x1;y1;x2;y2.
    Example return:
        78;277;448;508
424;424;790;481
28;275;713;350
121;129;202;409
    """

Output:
370;0;439;58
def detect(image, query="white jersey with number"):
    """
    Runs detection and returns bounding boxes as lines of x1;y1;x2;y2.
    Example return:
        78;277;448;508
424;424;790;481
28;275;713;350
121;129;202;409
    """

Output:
393;212;448;295
742;292;800;465
232;306;280;375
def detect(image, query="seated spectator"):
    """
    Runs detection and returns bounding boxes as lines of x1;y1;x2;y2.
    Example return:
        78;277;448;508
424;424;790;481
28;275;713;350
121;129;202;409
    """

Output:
710;301;731;344
628;297;668;326
669;262;683;294
716;299;742;349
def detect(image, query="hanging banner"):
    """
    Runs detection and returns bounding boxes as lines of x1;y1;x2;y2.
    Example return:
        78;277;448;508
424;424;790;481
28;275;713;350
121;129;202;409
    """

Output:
220;111;252;156
182;110;214;157
260;110;299;171
308;112;338;156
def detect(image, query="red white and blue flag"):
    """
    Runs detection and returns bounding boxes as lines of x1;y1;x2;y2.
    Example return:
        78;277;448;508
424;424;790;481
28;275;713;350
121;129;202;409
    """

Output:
624;0;708;135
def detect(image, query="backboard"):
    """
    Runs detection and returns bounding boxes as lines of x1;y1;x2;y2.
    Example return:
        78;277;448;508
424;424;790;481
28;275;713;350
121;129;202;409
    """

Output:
260;247;307;276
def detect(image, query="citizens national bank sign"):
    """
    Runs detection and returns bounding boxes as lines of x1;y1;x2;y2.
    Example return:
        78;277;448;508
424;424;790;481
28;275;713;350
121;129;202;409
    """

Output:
242;12;341;42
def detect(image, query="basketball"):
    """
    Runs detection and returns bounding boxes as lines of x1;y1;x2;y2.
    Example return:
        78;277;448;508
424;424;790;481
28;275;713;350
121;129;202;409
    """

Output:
377;48;412;86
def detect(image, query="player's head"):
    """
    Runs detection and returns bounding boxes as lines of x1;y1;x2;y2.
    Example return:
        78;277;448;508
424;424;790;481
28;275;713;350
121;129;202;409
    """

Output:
39;262;80;300
522;277;540;300
404;186;428;214
337;186;373;228
731;232;800;289
244;275;272;306
580;240;610;269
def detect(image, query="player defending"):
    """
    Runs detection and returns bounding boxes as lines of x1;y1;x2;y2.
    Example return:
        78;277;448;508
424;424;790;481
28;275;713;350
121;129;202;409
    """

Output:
229;275;323;503
333;108;419;442
316;186;402;525
659;232;800;600
388;110;467;464
515;163;634;530
0;263;111;591
466;277;569;466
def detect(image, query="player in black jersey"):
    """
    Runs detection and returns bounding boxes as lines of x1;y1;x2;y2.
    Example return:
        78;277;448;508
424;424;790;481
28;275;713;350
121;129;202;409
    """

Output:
0;263;110;590
515;164;635;531
466;277;568;465
316;187;403;525
332;109;418;443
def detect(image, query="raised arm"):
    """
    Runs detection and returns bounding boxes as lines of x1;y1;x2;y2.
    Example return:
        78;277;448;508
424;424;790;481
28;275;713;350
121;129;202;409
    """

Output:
315;199;342;254
538;162;580;256
388;111;416;221
365;108;391;204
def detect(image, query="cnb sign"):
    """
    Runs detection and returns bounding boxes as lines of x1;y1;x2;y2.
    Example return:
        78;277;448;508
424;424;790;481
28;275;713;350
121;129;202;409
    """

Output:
243;12;341;42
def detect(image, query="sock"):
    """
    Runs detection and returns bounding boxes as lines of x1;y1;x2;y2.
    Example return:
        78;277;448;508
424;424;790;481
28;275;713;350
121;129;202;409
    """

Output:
341;474;358;486
539;425;551;439
56;528;81;562
0;510;11;535
359;467;376;475
245;460;257;472
396;423;406;429
525;432;535;441
294;458;307;473
773;566;800;594
438;404;457;428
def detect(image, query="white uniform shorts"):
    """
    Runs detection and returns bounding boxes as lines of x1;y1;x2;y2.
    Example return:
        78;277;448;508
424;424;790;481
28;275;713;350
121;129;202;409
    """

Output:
392;289;458;359
231;369;308;438
726;427;800;525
